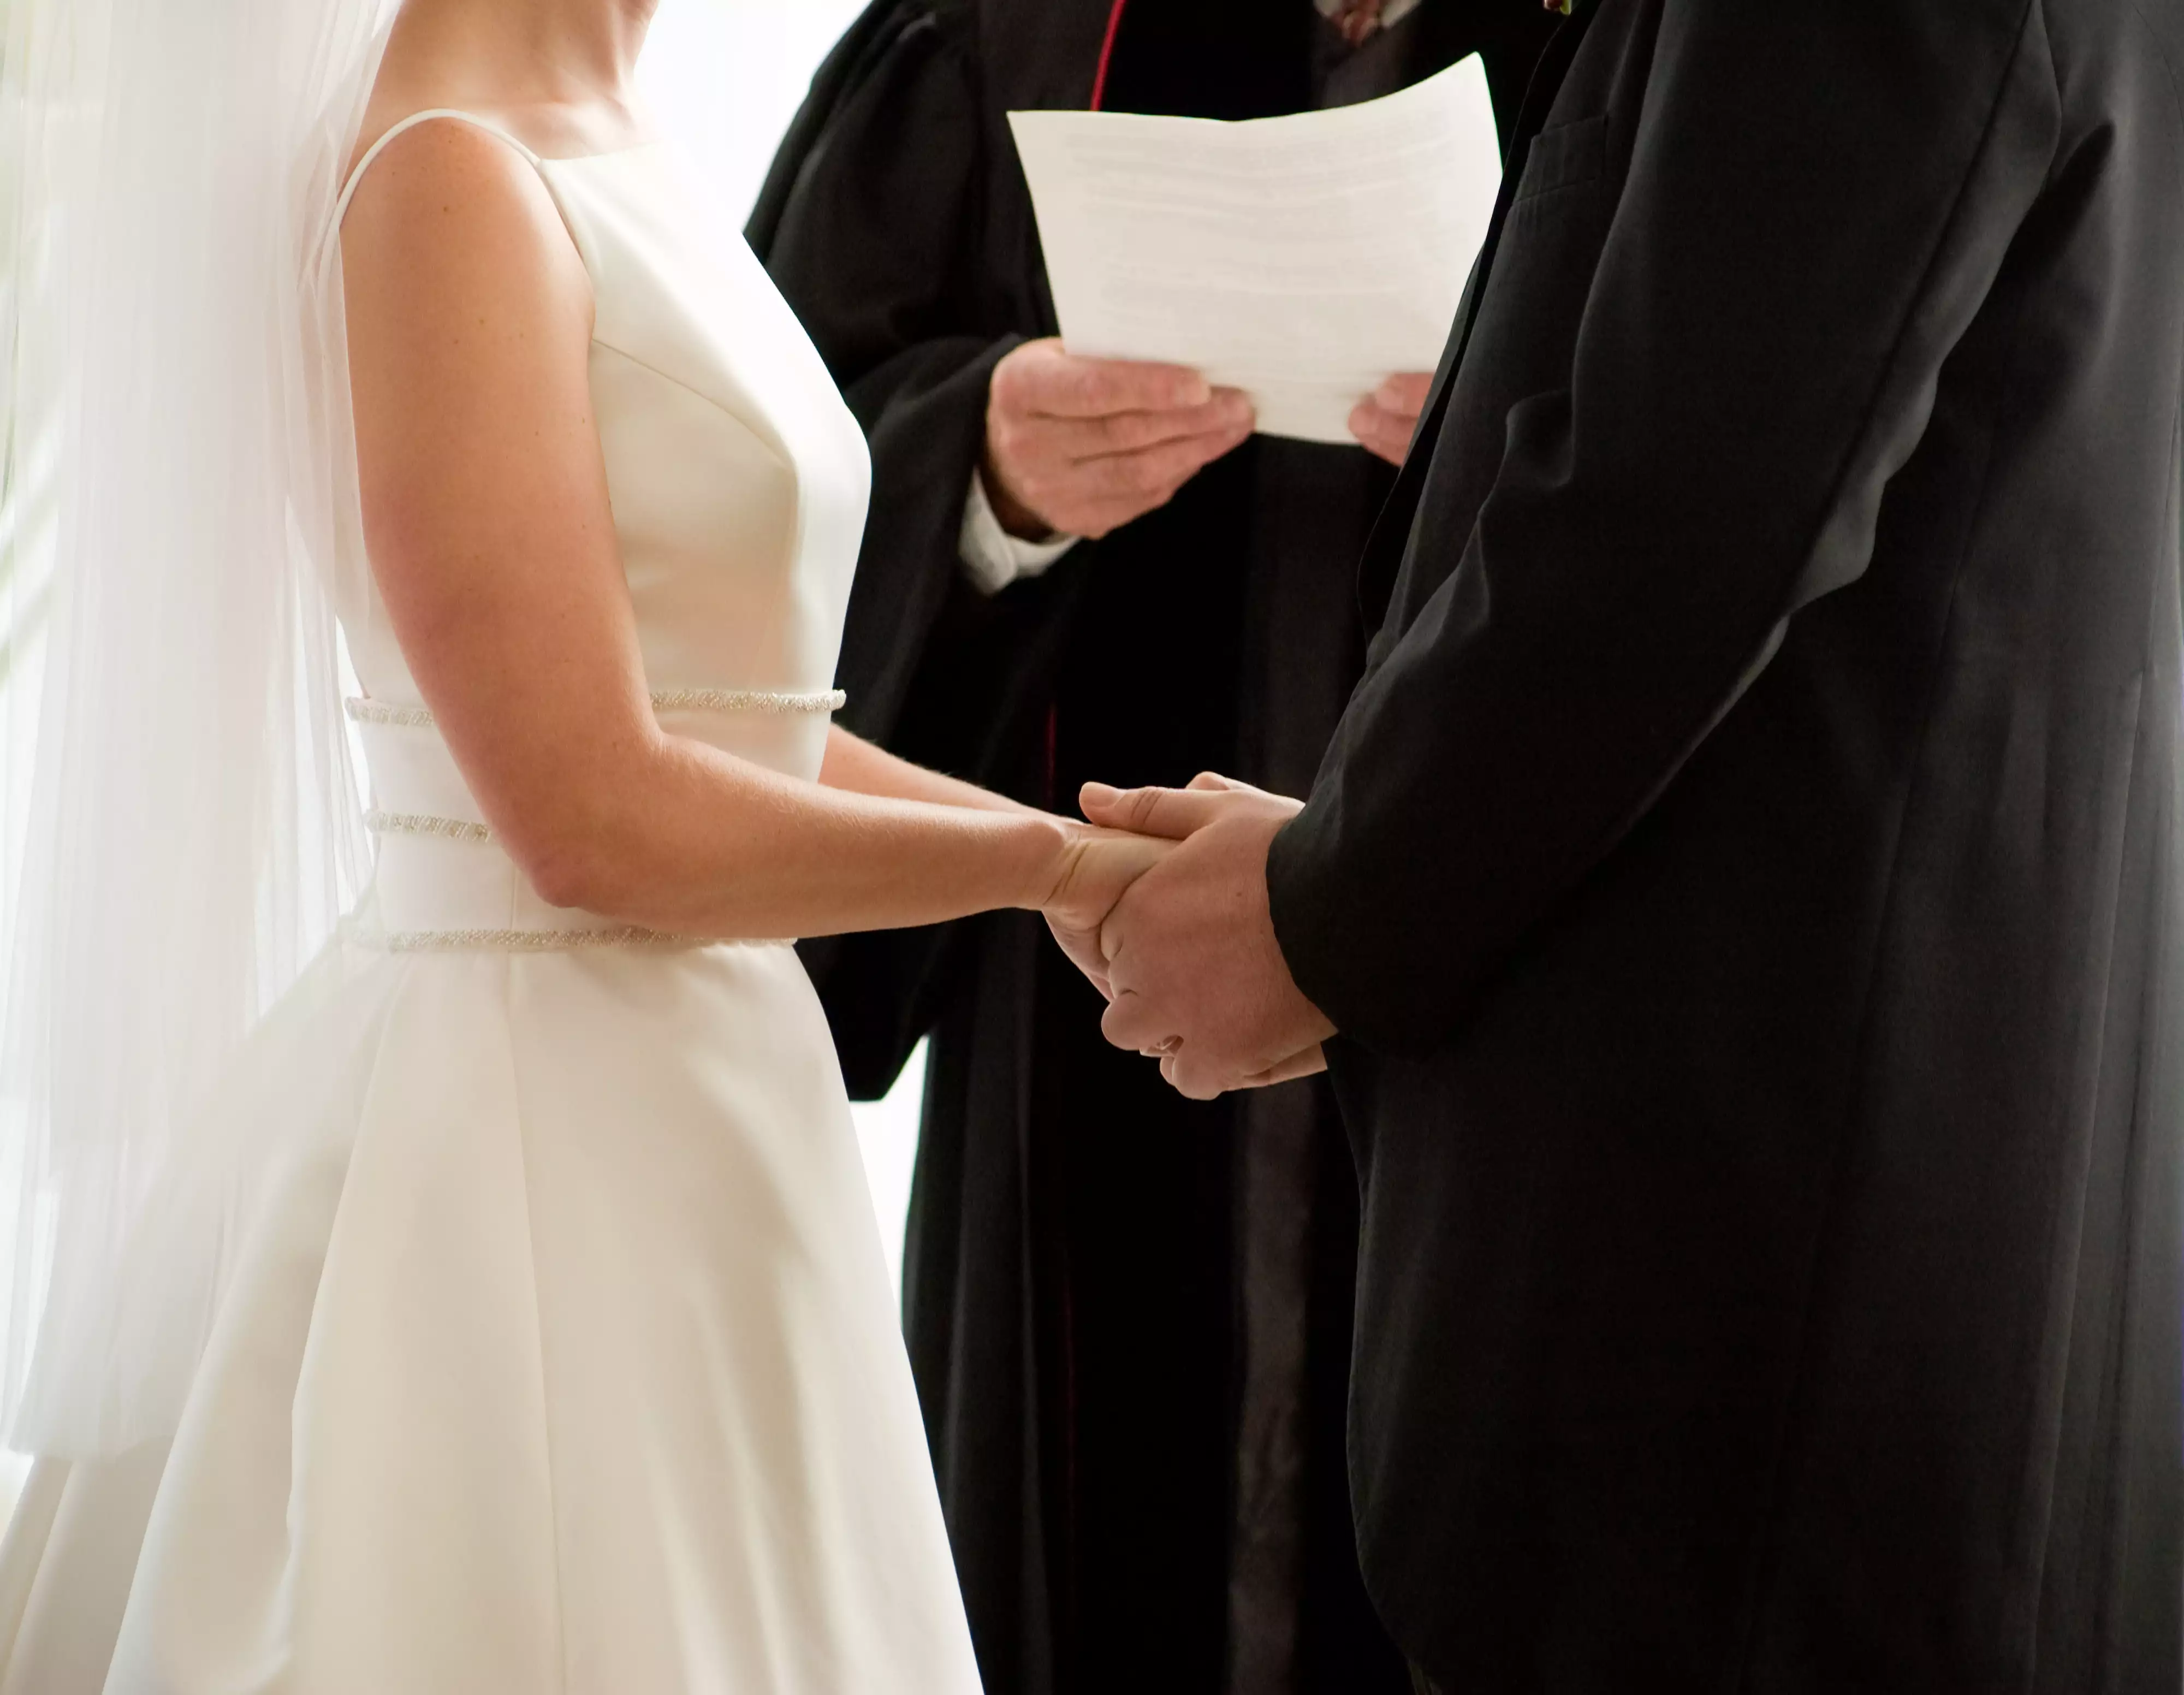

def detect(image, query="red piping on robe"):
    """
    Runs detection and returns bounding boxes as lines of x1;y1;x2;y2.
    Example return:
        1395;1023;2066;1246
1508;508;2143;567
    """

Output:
1089;0;1129;111
1042;2;1127;808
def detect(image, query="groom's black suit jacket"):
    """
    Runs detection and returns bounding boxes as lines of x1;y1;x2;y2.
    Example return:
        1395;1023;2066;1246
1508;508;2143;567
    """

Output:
1268;0;2184;1685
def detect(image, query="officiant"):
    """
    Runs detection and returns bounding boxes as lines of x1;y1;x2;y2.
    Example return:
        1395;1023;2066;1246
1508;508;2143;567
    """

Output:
750;3;1555;1691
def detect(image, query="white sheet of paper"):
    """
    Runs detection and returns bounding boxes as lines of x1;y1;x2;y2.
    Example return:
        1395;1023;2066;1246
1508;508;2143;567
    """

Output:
1008;56;1503;445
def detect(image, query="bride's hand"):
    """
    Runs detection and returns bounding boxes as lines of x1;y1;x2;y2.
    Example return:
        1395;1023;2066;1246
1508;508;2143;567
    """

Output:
1040;825;1172;1000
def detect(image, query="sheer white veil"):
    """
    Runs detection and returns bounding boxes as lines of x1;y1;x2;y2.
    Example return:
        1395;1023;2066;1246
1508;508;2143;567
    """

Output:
0;0;394;1457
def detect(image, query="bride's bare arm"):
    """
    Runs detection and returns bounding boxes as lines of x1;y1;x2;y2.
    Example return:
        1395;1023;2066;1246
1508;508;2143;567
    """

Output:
342;123;1147;939
817;726;1032;816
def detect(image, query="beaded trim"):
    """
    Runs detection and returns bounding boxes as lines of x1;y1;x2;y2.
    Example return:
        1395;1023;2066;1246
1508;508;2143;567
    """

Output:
345;688;845;728
352;926;793;954
651;687;847;716
344;697;436;728
378;925;699;953
365;809;494;843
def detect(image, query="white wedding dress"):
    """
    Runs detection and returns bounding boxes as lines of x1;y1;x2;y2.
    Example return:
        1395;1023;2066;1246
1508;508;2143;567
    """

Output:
0;113;983;1695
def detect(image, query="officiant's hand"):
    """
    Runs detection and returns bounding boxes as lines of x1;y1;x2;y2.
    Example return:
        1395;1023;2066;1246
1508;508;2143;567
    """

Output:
1079;775;1336;1100
1348;372;1433;467
984;339;1255;541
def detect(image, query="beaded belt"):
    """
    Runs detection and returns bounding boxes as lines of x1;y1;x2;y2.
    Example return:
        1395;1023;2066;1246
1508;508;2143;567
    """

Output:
342;688;846;731
345;686;838;952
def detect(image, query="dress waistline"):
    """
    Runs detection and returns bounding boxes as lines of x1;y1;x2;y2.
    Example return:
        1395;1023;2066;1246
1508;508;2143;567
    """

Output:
346;690;829;949
342;915;790;956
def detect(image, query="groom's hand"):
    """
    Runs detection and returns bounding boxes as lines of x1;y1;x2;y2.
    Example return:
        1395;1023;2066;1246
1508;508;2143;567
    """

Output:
984;340;1255;541
1081;775;1336;1100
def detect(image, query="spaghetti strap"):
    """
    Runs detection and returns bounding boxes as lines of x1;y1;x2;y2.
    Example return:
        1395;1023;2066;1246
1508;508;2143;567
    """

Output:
329;109;545;234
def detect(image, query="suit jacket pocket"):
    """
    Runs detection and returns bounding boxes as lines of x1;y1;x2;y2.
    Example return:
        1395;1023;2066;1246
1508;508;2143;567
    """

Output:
1514;112;1606;204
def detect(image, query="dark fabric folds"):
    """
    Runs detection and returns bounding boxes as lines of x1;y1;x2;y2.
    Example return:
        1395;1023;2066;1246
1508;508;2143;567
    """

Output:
1268;0;2184;1684
751;3;1556;1690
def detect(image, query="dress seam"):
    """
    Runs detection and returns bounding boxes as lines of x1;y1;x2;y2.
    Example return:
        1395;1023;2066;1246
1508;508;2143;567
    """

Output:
588;339;794;476
495;953;573;1693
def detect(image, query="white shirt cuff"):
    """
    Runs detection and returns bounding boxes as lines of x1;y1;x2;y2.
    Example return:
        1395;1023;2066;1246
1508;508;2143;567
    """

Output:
959;468;1081;596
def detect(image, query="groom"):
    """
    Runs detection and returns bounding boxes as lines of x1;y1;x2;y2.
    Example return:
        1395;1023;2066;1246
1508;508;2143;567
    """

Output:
1075;0;2184;1685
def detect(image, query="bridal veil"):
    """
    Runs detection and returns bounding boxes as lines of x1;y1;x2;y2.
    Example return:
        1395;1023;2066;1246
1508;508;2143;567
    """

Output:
0;0;392;1459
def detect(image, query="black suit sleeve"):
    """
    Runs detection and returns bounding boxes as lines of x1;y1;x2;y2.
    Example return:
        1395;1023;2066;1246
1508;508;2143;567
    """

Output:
1267;0;2061;1056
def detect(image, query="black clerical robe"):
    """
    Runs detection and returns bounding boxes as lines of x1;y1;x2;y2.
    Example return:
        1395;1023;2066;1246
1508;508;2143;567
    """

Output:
749;5;1554;1691
1267;0;2184;1685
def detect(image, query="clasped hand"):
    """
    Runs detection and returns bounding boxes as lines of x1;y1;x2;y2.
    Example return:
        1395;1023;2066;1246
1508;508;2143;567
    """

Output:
1042;774;1335;1100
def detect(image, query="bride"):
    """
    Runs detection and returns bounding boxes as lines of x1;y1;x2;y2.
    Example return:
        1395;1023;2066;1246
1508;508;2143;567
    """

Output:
0;0;1161;1688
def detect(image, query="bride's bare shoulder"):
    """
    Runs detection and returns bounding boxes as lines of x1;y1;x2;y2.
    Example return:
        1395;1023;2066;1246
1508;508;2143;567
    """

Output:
341;115;572;280
337;110;591;381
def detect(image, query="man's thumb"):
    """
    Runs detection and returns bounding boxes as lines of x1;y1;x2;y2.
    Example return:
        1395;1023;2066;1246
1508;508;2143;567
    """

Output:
1081;781;1225;840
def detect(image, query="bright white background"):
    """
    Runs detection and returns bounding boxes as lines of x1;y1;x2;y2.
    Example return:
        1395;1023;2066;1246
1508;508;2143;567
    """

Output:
637;0;870;229
637;0;929;1298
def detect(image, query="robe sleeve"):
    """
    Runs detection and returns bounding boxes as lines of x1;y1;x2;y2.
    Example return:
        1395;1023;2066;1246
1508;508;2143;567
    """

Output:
1266;0;2060;1057
751;0;1090;1095
751;0;1005;739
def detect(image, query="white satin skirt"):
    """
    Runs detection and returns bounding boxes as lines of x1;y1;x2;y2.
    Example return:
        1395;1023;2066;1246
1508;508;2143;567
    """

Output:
0;929;982;1694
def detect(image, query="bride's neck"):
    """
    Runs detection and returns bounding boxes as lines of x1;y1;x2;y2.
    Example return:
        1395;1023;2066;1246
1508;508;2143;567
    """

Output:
388;0;660;102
